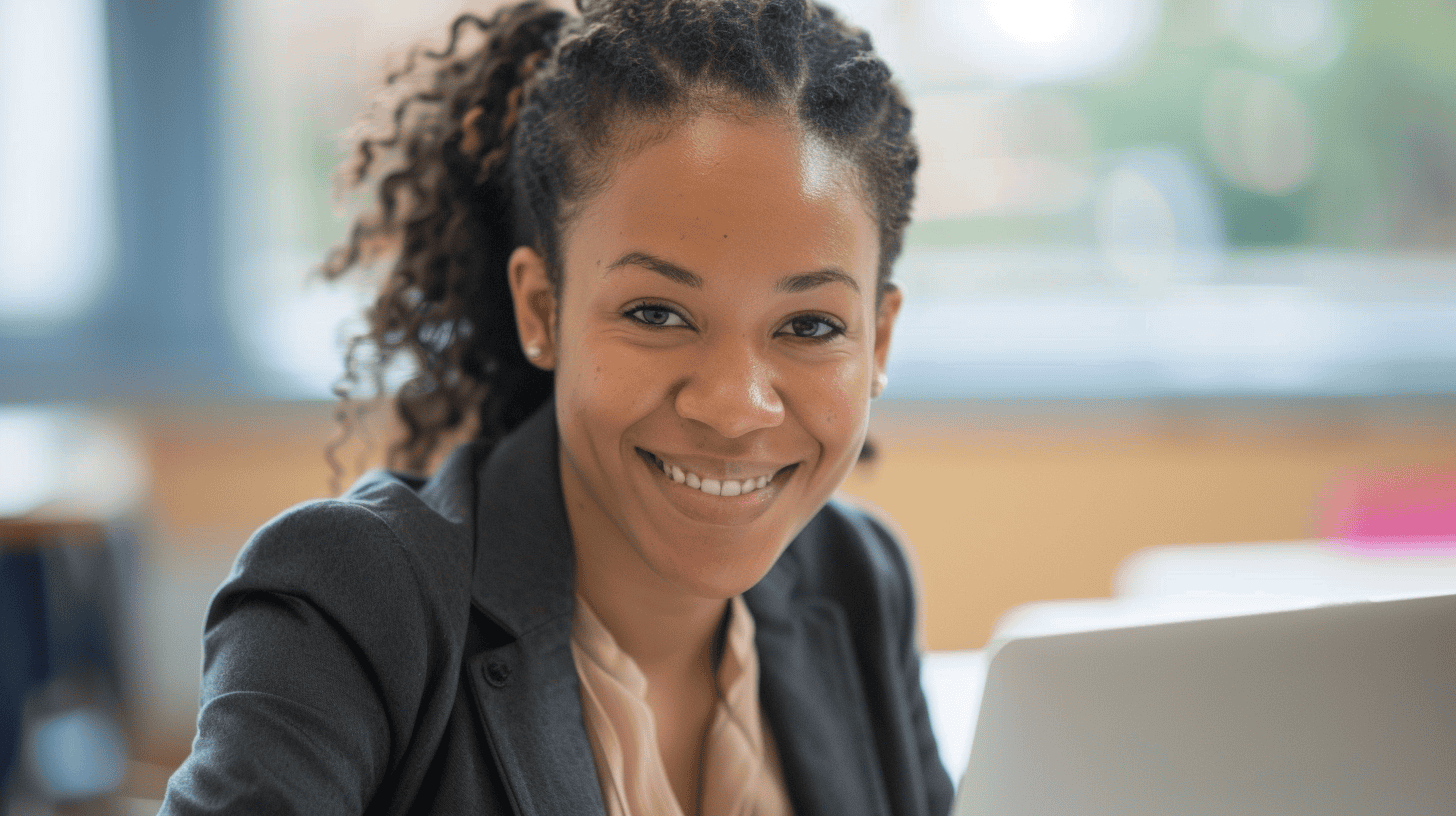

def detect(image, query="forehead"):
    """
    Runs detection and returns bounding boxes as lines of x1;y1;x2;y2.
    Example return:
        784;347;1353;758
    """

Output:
563;110;879;285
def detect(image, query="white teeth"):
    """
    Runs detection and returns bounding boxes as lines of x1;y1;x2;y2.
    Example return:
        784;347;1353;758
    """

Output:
651;451;782;497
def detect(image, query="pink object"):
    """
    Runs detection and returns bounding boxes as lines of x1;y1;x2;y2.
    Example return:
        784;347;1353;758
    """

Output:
1321;472;1456;554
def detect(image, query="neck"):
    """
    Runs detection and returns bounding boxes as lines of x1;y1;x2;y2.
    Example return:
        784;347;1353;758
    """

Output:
577;558;728;672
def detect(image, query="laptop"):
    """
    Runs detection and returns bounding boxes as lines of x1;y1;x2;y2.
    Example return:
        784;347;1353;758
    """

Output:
952;591;1456;816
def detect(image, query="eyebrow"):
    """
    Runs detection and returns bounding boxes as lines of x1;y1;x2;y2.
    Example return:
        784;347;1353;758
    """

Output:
606;251;861;295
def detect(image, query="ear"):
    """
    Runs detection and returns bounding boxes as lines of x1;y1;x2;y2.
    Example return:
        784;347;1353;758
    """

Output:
508;246;558;370
871;283;901;399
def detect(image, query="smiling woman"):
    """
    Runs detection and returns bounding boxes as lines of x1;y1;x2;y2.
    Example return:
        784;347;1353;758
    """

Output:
161;2;947;815
528;111;895;599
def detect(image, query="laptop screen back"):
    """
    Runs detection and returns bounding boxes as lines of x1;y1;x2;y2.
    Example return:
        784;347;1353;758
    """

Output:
954;592;1456;816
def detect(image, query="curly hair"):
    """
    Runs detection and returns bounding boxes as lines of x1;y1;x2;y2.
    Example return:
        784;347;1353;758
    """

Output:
324;0;917;477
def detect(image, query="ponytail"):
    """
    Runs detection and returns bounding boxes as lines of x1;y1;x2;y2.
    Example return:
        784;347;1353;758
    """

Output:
324;3;565;483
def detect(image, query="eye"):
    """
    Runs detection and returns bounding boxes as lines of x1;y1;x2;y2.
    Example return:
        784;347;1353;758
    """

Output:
780;314;845;341
624;302;690;329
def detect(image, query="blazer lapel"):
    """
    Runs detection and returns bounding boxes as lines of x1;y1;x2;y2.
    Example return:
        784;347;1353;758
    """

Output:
747;554;893;816
466;399;606;816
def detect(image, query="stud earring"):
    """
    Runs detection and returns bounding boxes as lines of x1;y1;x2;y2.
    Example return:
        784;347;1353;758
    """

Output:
872;371;889;398
524;344;542;360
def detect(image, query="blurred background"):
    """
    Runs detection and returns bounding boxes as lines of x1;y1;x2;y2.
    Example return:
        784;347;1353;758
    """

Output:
3;0;1455;811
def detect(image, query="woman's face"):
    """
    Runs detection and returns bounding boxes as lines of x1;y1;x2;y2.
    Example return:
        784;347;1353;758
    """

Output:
510;109;900;600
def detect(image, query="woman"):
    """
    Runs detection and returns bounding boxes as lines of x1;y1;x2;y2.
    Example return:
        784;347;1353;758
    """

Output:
162;1;951;814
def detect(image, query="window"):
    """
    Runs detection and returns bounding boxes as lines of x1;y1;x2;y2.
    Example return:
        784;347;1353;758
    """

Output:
0;0;114;332
8;0;1447;403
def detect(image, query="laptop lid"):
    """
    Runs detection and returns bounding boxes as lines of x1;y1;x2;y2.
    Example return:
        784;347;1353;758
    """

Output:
953;592;1456;816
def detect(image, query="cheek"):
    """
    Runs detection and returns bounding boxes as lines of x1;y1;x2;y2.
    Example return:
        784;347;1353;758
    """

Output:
794;356;872;460
558;333;662;430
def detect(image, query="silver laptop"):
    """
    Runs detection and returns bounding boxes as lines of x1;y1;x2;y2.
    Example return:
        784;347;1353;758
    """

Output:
953;592;1456;816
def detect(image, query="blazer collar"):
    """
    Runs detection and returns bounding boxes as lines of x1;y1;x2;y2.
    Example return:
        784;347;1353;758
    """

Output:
470;396;578;636
747;539;893;816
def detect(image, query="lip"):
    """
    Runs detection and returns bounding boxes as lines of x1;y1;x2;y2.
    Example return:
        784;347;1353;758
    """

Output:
635;447;795;482
634;446;800;527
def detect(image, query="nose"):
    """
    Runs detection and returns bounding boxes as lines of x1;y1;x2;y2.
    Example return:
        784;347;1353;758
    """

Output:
674;336;784;439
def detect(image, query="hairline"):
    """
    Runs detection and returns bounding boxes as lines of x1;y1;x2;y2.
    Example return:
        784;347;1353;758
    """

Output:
542;89;889;298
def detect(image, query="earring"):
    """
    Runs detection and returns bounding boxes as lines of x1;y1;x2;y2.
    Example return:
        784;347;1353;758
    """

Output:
524;344;542;360
872;372;889;398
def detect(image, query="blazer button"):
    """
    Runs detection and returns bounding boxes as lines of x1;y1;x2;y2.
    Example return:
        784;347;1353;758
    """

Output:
484;659;513;688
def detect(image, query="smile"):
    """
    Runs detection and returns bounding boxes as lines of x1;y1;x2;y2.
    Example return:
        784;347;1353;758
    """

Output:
635;448;797;497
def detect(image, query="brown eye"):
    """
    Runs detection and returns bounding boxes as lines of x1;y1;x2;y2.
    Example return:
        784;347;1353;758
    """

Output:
784;315;842;339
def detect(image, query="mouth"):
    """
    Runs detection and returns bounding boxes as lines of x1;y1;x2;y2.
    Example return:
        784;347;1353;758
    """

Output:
635;447;799;497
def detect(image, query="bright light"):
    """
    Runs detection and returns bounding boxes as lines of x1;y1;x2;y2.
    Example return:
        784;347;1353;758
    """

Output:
0;409;61;517
984;0;1077;44
0;0;114;329
919;0;1162;85
0;407;148;519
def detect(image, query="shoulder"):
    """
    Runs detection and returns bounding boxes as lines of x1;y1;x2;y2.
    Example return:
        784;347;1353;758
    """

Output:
212;457;479;645
232;468;470;584
178;462;487;810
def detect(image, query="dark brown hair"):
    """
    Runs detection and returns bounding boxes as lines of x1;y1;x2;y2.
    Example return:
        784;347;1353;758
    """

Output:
325;0;916;477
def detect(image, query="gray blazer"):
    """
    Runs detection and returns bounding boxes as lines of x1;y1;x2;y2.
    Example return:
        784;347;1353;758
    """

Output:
161;398;953;815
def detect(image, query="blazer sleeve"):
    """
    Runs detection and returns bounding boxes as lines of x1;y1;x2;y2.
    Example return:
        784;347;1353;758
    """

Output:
160;500;445;816
861;509;957;816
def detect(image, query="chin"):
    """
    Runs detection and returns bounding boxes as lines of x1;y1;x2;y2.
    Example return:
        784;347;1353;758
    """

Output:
643;527;792;600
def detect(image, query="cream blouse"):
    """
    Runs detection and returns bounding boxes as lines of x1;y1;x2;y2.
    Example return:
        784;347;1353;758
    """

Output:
570;594;795;816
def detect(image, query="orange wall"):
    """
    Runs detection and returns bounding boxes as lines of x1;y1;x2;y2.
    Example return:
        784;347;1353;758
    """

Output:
841;400;1456;648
